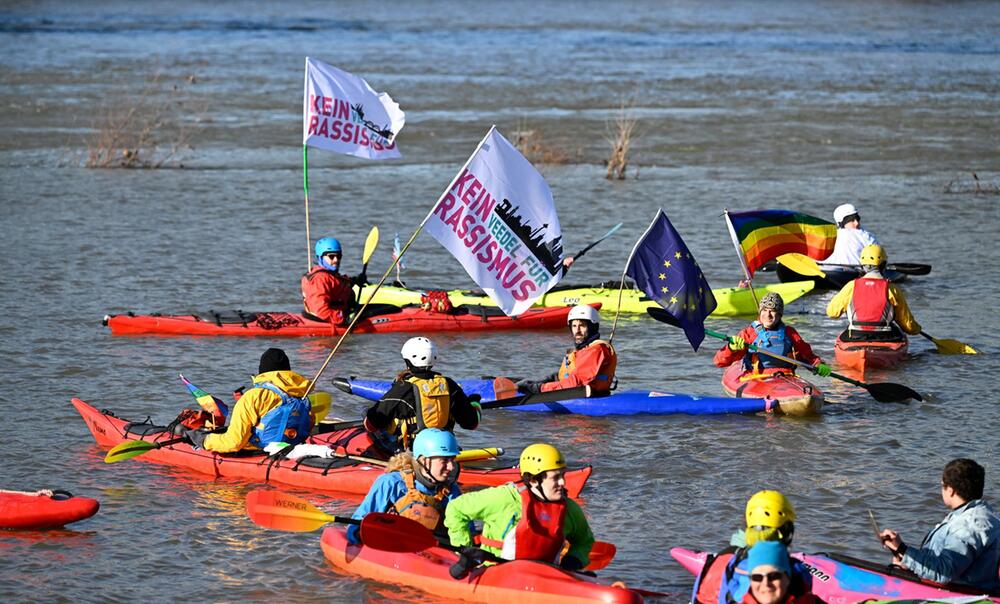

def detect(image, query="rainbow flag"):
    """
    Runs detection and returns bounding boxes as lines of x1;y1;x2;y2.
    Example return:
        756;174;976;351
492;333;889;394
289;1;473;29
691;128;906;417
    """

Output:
725;210;836;275
179;374;229;420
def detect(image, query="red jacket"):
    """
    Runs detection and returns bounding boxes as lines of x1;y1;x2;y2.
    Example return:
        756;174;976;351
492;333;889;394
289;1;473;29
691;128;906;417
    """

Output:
301;266;355;326
741;591;825;604
540;340;617;393
713;324;822;371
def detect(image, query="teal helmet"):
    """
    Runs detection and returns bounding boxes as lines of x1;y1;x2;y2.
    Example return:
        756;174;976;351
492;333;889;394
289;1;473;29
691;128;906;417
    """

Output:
412;428;460;459
315;237;342;271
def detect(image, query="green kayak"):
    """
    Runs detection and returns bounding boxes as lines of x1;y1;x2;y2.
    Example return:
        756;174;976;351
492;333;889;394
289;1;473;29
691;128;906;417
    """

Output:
359;280;815;317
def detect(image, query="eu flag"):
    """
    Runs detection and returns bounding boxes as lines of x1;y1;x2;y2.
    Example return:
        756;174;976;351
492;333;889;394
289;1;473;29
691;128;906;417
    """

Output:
626;210;717;351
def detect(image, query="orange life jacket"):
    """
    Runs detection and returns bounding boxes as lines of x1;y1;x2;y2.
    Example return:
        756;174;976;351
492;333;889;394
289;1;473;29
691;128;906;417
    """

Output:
391;470;449;531
556;340;618;393
849;277;893;331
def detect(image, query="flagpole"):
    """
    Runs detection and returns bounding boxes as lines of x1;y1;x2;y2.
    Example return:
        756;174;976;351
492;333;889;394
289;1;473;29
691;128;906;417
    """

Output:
723;209;758;307
610;209;661;343
302;126;497;397
304;144;313;271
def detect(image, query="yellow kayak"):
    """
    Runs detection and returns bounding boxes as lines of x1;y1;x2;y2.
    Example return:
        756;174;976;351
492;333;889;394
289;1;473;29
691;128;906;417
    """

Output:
359;280;815;317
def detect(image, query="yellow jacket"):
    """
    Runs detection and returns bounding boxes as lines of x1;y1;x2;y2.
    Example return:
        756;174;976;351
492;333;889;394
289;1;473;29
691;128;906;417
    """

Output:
203;370;311;453
826;278;921;335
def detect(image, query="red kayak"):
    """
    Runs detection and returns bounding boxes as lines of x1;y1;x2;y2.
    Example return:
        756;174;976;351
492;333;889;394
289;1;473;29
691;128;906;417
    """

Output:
71;398;592;498
0;490;99;530
103;303;587;337
721;363;823;416
320;526;644;603
834;334;908;374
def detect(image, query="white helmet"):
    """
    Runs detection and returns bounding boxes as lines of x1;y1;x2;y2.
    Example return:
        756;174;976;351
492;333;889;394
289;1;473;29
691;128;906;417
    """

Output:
567;304;600;325
401;336;437;368
833;203;859;226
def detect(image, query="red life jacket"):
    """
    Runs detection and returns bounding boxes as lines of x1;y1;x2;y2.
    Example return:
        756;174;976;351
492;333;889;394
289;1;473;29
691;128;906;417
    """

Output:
480;485;566;562
556;340;618;394
848;277;893;331
694;551;736;604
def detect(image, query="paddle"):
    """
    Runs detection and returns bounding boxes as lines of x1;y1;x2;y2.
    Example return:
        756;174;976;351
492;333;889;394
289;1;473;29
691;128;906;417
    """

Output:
571;222;623;262
778;253;931;276
104;436;188;463
356;225;379;286
314;386;591;435
645;307;922;403
919;331;979;355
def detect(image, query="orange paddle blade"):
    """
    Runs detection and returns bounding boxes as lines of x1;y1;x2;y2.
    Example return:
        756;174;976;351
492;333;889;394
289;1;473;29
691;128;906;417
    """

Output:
585;541;617;570
358;513;437;553
493;377;519;400
246;489;355;533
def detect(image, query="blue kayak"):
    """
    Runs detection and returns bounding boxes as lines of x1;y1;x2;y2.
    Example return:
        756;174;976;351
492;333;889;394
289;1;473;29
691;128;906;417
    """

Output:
332;377;783;417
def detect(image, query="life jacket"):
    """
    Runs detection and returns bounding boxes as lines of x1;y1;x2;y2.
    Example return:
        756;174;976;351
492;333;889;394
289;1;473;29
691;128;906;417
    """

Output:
743;323;794;372
402;374;451;433
848;277;894;332
301;267;354;320
691;550;736;604
248;383;312;448
556;340;618;393
480;484;566;562
391;470;450;531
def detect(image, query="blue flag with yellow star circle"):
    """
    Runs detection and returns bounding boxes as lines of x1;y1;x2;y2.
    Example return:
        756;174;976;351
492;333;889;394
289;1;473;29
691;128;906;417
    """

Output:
626;209;717;351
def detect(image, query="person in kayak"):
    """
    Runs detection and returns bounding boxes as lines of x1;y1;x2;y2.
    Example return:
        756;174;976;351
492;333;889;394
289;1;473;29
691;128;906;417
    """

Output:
443;443;595;579
180;348;312;453
515;304;618;395
825;244;921;342
690;490;814;604
820;203;880;267
346;428;462;546
743;541;824;604
363;336;481;451
878;458;1000;591
301;236;368;326
713;293;831;378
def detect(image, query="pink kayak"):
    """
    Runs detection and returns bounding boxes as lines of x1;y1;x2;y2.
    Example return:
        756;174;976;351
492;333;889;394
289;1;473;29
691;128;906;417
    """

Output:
670;547;1000;603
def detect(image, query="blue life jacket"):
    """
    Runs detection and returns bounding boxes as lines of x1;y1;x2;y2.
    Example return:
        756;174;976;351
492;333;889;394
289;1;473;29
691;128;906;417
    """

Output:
248;383;312;448
742;322;794;372
718;549;812;604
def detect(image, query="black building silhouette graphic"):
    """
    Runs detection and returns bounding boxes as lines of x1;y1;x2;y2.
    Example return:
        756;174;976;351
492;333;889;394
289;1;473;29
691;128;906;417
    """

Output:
494;198;563;275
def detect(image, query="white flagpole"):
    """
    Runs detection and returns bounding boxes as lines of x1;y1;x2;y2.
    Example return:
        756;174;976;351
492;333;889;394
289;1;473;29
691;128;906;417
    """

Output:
610;208;663;343
723;209;759;307
303;126;497;396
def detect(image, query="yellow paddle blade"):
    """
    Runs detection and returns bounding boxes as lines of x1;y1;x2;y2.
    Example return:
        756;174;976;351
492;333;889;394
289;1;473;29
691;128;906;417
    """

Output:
933;336;979;355
246;489;341;533
308;391;333;424
776;253;826;278
104;439;159;463
362;226;379;264
456;447;503;463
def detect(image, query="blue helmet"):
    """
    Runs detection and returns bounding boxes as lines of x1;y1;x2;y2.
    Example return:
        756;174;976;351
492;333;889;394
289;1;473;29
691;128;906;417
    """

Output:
412;428;460;459
315;237;342;258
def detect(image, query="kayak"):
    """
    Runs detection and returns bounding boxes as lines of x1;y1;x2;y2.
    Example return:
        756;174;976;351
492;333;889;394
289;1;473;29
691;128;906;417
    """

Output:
103;304;581;337
670;547;1000;603
834;333;908;373
71;398;592;498
358;280;815;317
334;377;800;417
720;363;823;416
321;526;645;603
776;263;907;290
0;490;99;530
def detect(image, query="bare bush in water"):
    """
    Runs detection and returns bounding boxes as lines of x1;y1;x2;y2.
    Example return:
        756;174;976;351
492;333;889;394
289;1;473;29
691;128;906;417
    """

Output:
943;172;1000;195
605;100;637;180
512;119;572;165
84;73;199;169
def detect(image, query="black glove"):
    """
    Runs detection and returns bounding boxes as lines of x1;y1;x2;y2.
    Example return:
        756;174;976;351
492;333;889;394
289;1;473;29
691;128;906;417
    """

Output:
516;379;542;394
559;555;584;571
449;546;491;579
468;394;482;404
182;427;209;449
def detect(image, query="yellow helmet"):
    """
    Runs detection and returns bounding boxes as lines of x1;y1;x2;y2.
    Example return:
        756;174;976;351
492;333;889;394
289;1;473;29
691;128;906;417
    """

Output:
745;490;796;528
519;444;566;475
860;244;887;267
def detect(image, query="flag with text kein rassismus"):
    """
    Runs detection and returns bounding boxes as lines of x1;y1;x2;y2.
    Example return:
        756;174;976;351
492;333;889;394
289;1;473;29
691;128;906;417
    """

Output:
303;57;404;160
425;126;563;316
626;209;717;351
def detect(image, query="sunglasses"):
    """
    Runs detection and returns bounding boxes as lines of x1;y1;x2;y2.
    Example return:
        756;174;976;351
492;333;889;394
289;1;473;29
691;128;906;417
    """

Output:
750;571;786;583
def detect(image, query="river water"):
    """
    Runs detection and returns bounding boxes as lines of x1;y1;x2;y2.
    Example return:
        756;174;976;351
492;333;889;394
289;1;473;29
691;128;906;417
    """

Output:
2;1;999;602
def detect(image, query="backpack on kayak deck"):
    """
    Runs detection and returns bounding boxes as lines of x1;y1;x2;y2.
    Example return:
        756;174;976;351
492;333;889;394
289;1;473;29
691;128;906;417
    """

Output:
420;290;453;313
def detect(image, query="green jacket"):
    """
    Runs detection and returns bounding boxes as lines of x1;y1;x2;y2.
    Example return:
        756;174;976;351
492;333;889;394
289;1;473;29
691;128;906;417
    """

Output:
443;482;594;566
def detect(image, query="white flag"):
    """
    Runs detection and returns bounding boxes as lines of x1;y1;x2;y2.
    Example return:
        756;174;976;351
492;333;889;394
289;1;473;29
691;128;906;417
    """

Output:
303;57;404;160
425;127;564;316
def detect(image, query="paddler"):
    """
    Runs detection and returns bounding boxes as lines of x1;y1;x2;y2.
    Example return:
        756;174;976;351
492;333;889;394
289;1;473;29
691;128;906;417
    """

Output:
742;541;824;604
515;304;617;395
180;348;312;453
691;490;815;604
347;428;462;545
820;203;880;267
825;244;921;341
301;236;369;326
878;458;1000;591
713;292;831;379
443;443;594;578
363;337;482;451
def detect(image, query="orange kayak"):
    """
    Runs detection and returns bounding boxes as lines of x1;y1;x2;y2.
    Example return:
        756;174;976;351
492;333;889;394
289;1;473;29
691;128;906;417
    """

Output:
720;363;823;416
0;490;99;530
320;526;645;603
834;334;908;374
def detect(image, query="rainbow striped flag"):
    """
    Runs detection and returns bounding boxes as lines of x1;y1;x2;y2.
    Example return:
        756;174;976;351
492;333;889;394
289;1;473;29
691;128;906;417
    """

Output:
179;374;229;420
725;210;836;275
